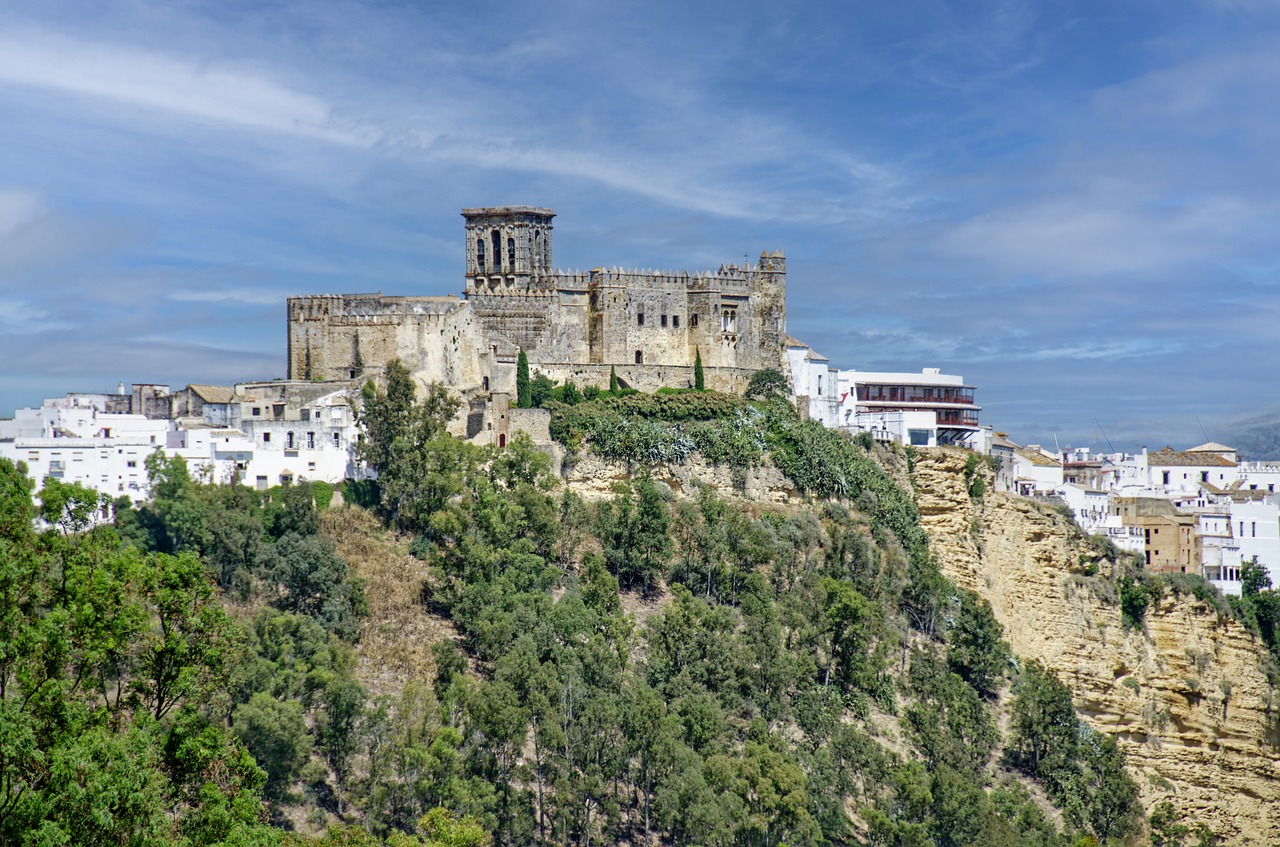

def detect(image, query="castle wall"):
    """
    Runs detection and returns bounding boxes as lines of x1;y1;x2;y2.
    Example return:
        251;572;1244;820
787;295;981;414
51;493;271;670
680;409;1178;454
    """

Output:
289;209;790;437
287;294;489;391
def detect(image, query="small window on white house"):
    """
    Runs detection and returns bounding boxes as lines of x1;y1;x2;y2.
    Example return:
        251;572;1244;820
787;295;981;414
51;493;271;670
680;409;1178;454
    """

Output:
263;433;270;444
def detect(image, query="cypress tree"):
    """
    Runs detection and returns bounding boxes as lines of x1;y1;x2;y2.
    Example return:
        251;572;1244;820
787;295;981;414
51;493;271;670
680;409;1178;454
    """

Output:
517;350;531;408
609;365;619;393
693;348;704;391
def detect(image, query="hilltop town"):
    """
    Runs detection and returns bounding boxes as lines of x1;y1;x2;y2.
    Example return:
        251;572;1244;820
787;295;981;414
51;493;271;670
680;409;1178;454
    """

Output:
4;206;1278;599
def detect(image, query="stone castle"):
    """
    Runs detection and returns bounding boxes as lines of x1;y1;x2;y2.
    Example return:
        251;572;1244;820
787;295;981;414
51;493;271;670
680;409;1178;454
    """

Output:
287;207;790;415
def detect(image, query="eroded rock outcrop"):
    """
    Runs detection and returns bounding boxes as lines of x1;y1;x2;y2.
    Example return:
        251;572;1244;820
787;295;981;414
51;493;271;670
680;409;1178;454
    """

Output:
560;450;799;503
913;448;1280;844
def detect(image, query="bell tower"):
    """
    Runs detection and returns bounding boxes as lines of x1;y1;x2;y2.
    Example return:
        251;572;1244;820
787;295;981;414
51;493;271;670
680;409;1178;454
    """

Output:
462;206;556;293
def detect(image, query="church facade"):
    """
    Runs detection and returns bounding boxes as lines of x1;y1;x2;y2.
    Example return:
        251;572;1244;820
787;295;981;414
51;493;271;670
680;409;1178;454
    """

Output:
286;206;790;405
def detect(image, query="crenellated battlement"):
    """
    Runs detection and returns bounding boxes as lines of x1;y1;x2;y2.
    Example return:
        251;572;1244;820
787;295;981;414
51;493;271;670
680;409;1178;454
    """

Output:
287;206;788;391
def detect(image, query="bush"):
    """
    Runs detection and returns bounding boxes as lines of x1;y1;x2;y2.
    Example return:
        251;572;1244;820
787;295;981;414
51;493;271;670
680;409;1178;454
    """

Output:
1119;576;1152;630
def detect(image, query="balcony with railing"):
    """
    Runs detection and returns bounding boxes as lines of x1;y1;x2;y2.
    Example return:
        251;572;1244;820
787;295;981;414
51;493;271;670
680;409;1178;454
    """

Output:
856;384;976;405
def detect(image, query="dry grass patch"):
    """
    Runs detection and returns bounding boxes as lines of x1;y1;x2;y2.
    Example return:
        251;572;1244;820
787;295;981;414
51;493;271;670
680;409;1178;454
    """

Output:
320;506;459;697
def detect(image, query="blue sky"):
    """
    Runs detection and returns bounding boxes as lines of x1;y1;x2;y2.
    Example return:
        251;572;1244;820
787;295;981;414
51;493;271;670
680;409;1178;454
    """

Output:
2;0;1278;452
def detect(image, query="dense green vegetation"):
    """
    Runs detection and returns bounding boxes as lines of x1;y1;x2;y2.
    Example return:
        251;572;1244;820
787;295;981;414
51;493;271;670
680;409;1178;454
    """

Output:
0;362;1166;845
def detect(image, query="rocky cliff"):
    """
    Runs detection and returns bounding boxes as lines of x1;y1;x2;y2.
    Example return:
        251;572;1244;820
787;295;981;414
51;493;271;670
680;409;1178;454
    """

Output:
559;449;800;503
912;447;1280;844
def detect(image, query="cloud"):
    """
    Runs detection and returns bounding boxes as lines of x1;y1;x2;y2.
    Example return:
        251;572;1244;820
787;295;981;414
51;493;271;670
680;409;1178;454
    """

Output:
937;188;1257;278
0;30;369;145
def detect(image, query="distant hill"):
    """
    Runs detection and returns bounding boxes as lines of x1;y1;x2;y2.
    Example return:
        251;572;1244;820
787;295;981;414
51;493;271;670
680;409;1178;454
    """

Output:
1219;406;1280;461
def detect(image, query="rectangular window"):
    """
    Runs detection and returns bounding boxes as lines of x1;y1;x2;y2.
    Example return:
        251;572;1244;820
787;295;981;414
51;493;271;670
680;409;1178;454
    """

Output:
252;407;261;416
637;312;644;326
661;314;668;327
126;460;137;468
691;314;698;327
908;429;930;446
256;475;268;491
286;432;294;449
673;315;680;328
333;432;341;446
307;432;315;449
263;432;270;443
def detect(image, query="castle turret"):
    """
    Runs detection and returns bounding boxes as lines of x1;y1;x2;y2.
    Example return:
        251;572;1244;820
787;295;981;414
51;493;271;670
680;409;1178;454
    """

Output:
462;206;556;293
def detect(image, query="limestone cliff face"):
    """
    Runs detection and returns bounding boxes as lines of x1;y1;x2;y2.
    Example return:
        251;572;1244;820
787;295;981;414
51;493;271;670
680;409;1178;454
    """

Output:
560;450;800;503
912;448;1280;844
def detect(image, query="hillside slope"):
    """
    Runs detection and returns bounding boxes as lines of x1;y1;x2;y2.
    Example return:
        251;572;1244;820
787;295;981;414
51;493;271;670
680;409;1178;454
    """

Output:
912;448;1280;844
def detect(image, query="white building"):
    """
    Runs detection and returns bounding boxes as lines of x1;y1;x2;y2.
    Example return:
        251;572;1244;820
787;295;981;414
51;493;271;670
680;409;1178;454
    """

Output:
0;404;174;503
786;342;840;428
1011;445;1063;495
1;380;363;508
836;368;981;448
1231;497;1280;590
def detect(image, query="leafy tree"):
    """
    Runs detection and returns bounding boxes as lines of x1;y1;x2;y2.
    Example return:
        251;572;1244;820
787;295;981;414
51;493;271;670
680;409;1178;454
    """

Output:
258;532;366;639
561;379;582;405
598;476;672;595
516;349;531;408
948;592;1009;698
0;473;274;843
693;348;704;391
1007;661;1078;782
1119;575;1151;630
233;691;312;801
357;359;462;526
37;478;108;534
530;371;556;408
744;367;787;400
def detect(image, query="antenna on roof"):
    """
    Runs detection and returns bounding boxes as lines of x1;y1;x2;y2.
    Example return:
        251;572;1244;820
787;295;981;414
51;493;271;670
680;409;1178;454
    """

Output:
1197;416;1210;444
1093;417;1115;454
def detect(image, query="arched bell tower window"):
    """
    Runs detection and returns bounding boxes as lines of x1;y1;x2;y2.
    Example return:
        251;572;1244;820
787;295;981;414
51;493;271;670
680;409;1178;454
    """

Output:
534;231;542;270
508;237;516;271
491;230;502;271
476;237;485;272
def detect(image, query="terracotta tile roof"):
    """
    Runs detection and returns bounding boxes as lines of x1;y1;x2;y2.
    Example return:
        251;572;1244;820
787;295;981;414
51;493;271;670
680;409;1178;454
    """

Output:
1016;447;1061;468
188;384;235;404
1188;441;1236;454
1148;446;1236;467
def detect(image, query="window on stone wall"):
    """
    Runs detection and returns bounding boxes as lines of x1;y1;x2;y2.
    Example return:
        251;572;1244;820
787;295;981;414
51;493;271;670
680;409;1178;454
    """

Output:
638;312;644;326
492;230;502;271
635;350;643;364
673;315;680;328
307;432;315;448
691;313;698;327
263;432;270;444
477;237;486;272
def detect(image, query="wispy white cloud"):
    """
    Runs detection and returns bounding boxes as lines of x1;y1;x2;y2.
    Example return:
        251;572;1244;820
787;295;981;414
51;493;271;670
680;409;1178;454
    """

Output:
0;30;370;145
167;287;297;306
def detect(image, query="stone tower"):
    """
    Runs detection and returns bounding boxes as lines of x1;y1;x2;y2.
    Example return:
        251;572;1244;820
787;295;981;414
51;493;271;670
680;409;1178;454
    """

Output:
462;206;556;293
